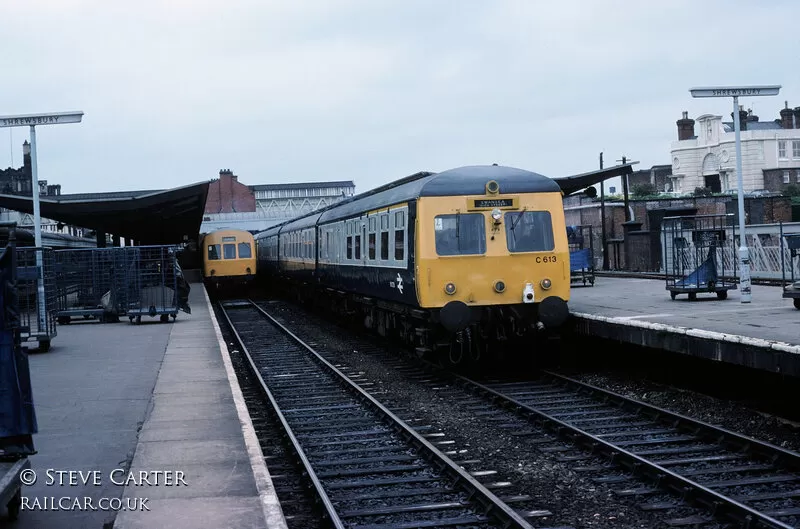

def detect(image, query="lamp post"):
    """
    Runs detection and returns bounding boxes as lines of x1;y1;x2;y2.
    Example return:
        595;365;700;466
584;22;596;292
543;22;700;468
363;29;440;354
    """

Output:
0;111;84;331
689;86;780;303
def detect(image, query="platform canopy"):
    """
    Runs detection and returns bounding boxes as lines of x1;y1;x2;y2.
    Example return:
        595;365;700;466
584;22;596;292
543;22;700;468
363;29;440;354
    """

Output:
555;162;637;196
0;181;210;245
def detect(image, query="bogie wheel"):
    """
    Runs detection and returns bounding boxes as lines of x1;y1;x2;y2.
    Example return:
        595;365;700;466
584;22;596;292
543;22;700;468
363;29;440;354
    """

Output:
160;314;169;323
40;340;51;352
794;298;800;310
7;490;21;520
135;316;142;325
688;292;697;301
670;291;677;300
717;290;728;300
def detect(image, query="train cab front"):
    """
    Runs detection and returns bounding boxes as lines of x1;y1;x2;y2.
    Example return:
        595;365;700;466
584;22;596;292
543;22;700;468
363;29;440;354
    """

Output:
417;182;571;340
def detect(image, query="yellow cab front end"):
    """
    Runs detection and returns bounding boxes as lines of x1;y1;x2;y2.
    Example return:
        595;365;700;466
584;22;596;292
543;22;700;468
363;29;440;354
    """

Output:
415;186;570;333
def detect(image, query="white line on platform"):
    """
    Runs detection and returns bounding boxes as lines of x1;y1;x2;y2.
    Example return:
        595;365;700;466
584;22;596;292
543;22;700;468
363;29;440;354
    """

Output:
572;311;800;356
615;314;675;320
203;286;288;529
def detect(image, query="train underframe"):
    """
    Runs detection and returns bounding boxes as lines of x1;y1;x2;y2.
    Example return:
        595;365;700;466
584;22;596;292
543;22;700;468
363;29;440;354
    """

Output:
268;275;568;367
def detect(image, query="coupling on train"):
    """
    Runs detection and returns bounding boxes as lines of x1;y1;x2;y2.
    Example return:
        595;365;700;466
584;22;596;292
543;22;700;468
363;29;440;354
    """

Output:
200;228;256;291
253;164;583;364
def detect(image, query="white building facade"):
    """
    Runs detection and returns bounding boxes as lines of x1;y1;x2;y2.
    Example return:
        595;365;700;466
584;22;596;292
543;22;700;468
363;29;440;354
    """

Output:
670;106;800;194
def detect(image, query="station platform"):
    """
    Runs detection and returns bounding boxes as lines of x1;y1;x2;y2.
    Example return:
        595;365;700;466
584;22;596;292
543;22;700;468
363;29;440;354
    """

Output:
5;283;286;529
568;277;800;377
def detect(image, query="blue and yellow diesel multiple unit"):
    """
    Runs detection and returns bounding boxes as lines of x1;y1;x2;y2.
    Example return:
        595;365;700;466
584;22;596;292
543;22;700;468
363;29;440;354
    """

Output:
201;229;256;290
255;165;584;363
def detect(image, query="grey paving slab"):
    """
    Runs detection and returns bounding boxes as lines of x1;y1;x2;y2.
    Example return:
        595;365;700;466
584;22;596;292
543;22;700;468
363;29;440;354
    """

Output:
570;277;800;345
113;497;267;529
137;417;244;443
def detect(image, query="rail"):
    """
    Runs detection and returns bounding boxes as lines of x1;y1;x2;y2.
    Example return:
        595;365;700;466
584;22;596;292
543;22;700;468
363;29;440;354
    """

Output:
449;370;799;529
218;299;535;529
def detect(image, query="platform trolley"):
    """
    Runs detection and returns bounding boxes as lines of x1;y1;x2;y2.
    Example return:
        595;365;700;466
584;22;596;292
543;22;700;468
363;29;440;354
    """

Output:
779;222;800;310
662;213;737;301
124;245;180;324
567;225;595;287
53;247;128;325
16;247;57;351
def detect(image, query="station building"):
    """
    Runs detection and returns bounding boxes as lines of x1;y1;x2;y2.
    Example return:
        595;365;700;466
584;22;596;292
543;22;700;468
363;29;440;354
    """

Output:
200;169;355;233
670;103;800;195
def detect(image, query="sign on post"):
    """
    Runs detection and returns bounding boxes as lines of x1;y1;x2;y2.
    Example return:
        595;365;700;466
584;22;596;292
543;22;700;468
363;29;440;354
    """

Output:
689;85;780;303
0;110;84;344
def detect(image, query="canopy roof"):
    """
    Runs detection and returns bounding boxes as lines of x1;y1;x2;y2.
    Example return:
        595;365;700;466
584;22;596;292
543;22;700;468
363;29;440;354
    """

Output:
0;182;210;245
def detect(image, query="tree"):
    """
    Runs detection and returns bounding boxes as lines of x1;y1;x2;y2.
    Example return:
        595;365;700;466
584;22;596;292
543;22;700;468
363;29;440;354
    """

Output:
631;182;657;197
693;187;713;197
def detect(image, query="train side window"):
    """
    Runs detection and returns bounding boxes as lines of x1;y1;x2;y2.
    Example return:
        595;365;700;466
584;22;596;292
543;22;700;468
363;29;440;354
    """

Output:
395;211;405;229
223;243;236;259
369;217;376;232
355;234;361;260
504;211;555;253
394;229;404;260
208;244;221;260
380;214;389;230
368;233;376;260
347;236;353;260
238;243;252;259
380;231;389;260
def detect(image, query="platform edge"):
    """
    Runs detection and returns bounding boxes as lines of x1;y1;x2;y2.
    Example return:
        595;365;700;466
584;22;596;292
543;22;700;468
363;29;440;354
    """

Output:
203;286;289;529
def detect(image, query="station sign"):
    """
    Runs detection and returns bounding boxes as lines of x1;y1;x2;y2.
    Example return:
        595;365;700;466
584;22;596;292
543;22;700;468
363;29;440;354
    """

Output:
689;86;781;98
0;112;84;128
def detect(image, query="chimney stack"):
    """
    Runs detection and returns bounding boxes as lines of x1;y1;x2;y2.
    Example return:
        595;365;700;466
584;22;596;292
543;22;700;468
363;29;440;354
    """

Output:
793;106;800;129
676;111;695;140
732;105;748;131
779;101;794;129
746;108;759;123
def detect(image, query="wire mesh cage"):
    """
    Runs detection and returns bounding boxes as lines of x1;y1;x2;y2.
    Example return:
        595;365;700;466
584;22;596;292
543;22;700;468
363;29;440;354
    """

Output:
662;213;738;301
567;225;595;287
53;248;129;324
15;247;57;350
124;246;180;324
779;222;800;310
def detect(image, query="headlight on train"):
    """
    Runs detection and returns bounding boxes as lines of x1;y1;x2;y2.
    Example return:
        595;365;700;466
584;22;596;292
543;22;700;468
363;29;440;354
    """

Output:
491;208;502;222
540;278;552;290
444;282;457;295
494;280;505;293
246;267;251;274
210;269;215;276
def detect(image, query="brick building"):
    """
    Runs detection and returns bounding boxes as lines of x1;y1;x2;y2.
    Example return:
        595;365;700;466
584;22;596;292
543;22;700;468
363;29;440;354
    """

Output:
204;169;256;214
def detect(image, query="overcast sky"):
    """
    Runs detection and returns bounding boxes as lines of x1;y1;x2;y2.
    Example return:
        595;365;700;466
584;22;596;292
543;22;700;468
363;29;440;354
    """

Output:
2;0;799;195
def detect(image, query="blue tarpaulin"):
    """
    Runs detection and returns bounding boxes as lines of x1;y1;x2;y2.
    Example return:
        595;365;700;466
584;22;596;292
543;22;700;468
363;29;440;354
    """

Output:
675;246;718;289
570;248;592;271
0;244;37;457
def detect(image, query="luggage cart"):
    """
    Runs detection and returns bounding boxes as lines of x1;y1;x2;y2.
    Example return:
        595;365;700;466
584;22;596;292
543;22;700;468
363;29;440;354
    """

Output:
663;214;737;301
125;246;180;324
53;248;128;324
16;247;57;351
779;222;800;310
567;225;595;286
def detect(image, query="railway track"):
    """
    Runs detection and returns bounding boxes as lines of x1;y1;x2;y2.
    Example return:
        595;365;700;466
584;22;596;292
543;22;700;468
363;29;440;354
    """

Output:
217;299;549;529
253;298;800;528
458;372;800;529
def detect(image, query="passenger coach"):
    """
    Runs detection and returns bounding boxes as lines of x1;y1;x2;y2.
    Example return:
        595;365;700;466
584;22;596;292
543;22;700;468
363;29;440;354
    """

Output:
256;165;573;363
